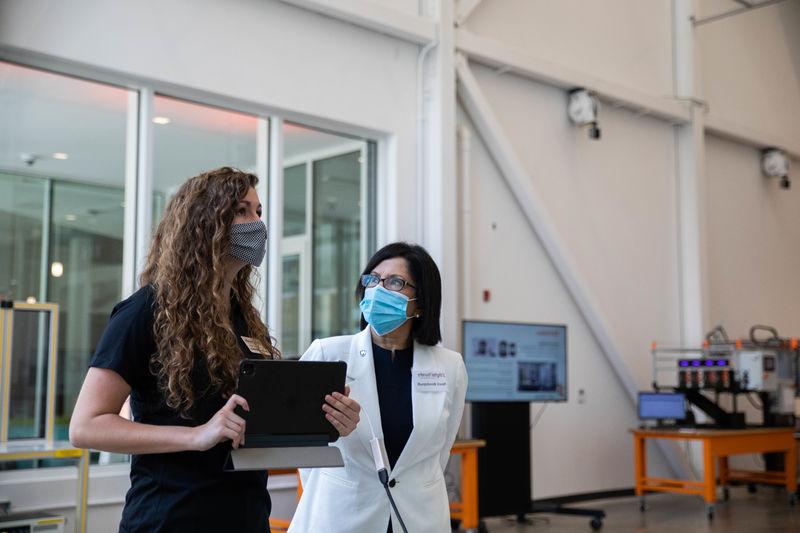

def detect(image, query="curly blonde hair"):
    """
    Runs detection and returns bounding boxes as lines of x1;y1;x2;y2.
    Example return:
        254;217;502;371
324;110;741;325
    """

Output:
140;167;279;415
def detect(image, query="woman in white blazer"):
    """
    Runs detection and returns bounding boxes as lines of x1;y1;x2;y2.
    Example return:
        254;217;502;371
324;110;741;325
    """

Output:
289;242;467;533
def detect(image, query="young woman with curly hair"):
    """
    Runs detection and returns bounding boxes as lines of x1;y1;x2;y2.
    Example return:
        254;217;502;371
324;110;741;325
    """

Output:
69;167;360;533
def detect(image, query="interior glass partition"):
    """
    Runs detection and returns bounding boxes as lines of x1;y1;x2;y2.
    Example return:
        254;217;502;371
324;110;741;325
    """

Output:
281;123;374;354
0;61;128;447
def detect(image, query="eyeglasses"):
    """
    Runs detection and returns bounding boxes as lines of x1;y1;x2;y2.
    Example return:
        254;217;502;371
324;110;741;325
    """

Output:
360;273;416;292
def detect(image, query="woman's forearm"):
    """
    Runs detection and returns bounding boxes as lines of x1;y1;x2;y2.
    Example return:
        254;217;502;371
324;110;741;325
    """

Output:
70;413;198;454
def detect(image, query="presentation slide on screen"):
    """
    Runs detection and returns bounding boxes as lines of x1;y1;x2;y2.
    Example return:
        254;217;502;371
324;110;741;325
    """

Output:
464;321;567;402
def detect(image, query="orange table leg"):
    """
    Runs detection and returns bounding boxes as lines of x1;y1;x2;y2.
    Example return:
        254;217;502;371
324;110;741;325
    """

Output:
461;449;479;530
702;440;716;505
718;456;729;487
634;434;646;497
785;437;798;494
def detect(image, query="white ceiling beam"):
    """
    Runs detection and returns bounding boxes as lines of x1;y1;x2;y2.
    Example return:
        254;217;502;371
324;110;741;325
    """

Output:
279;0;436;45
456;29;692;124
706;113;800;161
457;28;800;161
692;0;790;26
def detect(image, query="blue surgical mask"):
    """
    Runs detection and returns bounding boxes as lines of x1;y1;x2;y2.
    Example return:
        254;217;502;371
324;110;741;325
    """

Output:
359;285;417;336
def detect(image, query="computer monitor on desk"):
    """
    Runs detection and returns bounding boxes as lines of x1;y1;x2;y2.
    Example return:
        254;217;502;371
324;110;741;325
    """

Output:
638;392;687;426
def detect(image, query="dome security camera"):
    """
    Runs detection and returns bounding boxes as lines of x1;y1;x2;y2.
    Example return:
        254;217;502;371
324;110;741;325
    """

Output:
568;89;601;140
19;153;39;166
761;149;790;190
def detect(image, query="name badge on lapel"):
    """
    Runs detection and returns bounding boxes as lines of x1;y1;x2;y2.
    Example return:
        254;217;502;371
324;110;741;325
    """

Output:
413;369;447;392
240;336;268;356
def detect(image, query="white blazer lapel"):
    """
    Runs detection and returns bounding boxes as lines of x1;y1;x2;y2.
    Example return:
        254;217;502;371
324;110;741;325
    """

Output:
346;328;384;457
390;343;447;478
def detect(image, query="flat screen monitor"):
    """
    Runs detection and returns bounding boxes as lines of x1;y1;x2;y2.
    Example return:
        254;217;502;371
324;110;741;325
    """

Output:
463;320;567;402
638;392;686;420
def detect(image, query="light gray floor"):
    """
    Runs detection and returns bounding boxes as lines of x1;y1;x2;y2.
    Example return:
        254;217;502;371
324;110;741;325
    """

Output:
474;486;800;533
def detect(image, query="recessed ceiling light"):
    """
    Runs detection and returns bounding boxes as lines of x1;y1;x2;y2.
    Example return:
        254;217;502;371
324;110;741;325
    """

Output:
152;116;171;125
52;152;69;160
26;296;37;304
51;262;64;278
65;214;77;221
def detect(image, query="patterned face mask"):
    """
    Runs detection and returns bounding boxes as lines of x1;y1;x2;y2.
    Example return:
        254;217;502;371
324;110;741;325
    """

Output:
229;221;267;267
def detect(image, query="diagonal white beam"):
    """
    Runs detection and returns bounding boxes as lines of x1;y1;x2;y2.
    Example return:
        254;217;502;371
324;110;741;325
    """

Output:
455;54;686;478
279;0;436;45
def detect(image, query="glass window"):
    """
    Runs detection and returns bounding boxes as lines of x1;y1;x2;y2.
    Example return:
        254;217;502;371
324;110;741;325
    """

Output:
49;181;124;437
281;255;301;357
0;62;377;473
281;123;373;351
8;308;52;440
283;163;307;237
0;173;46;302
152;95;259;227
0;61;128;447
312;151;364;339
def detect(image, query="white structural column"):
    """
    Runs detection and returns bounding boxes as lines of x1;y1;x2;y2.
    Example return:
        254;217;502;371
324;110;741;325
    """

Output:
122;89;140;298
135;88;154;280
267;118;285;348
673;0;708;344
420;0;460;348
256;118;270;325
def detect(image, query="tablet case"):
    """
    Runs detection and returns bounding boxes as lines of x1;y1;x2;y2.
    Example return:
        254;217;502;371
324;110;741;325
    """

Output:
225;359;347;470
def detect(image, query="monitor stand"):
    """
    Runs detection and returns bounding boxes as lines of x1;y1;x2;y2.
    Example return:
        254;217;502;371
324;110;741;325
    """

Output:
471;402;605;531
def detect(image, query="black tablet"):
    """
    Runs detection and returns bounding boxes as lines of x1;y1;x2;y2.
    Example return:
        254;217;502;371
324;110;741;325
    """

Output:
234;359;347;448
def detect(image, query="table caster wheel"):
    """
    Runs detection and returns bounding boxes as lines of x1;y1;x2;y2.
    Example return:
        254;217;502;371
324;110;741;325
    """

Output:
706;504;715;521
639;498;646;512
590;517;603;530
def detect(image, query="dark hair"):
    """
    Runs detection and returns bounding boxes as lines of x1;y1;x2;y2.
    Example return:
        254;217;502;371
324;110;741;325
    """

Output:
355;242;442;346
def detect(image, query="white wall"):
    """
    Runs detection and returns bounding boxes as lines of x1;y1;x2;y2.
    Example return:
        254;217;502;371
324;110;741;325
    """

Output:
706;133;800;335
467;63;682;389
459;64;681;496
459;105;674;497
464;0;675;97
699;0;800;147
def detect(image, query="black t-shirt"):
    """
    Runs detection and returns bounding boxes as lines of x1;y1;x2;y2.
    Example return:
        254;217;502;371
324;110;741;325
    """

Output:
372;342;414;469
90;285;271;533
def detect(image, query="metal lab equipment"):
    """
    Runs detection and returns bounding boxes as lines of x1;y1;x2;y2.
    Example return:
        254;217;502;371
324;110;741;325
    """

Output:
651;325;798;428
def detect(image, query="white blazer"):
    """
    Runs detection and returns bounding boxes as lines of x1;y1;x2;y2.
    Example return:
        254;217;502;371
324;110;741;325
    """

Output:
287;327;467;533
